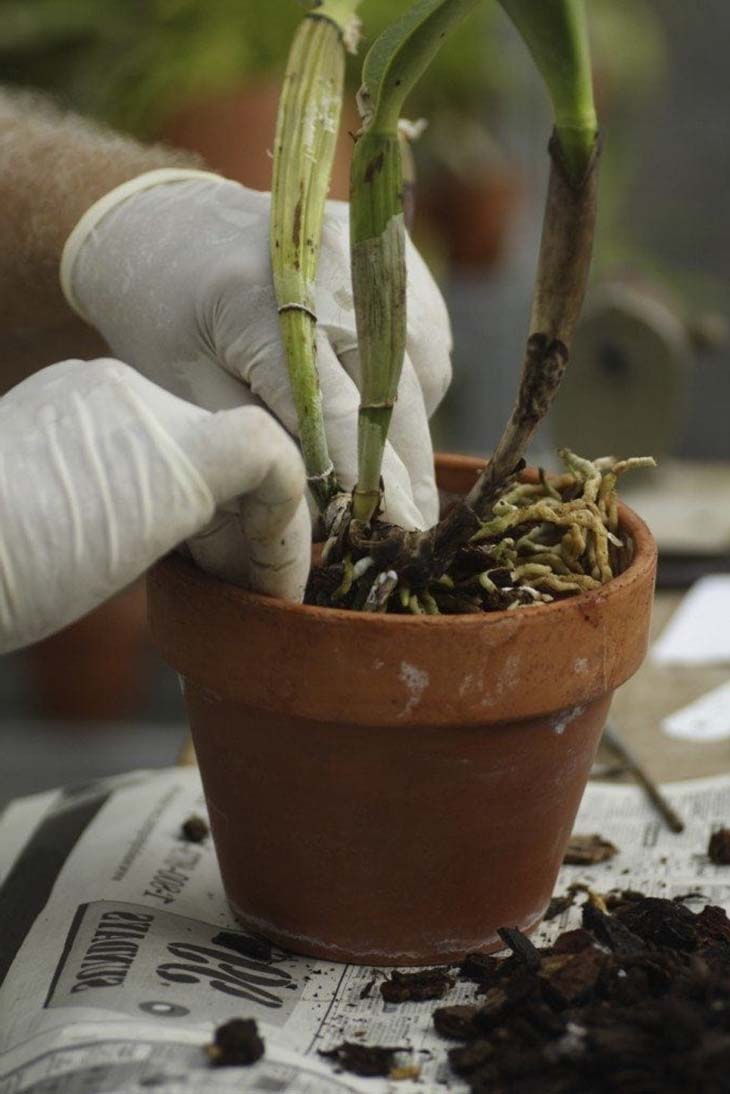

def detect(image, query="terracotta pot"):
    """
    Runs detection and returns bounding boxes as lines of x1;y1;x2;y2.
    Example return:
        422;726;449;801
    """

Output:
419;169;522;270
147;454;656;965
26;580;149;722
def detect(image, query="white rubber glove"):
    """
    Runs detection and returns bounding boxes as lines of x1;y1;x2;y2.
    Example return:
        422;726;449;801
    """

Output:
0;358;310;655
61;169;453;530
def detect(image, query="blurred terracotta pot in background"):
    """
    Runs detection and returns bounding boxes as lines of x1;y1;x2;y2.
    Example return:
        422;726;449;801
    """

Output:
419;168;522;270
148;455;657;966
162;80;357;198
26;581;149;722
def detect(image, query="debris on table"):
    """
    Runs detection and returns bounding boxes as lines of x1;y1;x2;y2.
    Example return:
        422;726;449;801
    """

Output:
380;967;455;1003
602;722;686;833
497;926;542;969
563;832;618;865
433;1004;481;1040
358;977;376;999
708;826;730;865
207;1018;264;1067
459;952;500;988
180;813;209;842
544;891;577;921
389;1062;422;1081
437;892;730;1092
211;930;272;963
318;1041;411;1078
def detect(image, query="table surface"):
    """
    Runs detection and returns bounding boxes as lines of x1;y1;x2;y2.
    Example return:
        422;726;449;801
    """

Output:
178;591;730;784
609;591;729;784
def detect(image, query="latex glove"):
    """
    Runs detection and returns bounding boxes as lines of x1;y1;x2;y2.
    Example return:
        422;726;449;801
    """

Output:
0;358;310;655
61;169;453;530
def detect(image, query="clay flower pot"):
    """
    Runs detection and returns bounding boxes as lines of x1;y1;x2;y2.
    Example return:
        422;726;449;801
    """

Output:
147;454;656;966
161;80;357;200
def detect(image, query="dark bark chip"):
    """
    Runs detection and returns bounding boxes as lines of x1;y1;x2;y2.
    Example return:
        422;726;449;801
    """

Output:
207;1018;264;1067
380;967;455;1003
181;814;209;842
211;931;272;963
318;1041;408;1077
708;827;730;865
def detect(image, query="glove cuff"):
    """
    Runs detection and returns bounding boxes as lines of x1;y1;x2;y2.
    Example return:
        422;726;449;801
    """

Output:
60;168;224;320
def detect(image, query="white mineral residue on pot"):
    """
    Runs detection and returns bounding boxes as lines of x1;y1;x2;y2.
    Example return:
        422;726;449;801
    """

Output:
573;657;589;675
458;669;484;698
550;704;587;735
398;661;430;716
480;653;522;708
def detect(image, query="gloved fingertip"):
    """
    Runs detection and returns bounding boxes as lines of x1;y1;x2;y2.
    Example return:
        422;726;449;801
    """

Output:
247;496;311;603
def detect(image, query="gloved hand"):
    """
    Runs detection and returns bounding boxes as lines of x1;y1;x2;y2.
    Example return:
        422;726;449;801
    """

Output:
0;358;309;655
61;169;452;530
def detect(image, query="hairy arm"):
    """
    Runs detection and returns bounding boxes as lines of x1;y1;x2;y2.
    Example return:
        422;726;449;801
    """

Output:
0;89;198;389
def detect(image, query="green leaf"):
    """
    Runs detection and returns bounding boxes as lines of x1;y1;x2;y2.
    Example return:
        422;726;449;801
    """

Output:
359;0;482;132
499;0;597;179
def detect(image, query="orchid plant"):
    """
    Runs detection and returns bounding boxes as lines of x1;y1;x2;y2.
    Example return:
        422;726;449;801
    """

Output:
270;0;651;613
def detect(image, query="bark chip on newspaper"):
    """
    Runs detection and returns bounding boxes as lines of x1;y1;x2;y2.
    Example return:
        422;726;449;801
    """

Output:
207;1017;265;1067
380;967;455;1002
708;826;730;865
180;814;209;843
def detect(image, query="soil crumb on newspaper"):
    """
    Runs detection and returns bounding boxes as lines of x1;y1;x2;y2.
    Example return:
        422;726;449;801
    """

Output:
207;1018;264;1067
318;1041;411;1078
708;826;730;865
380;968;455;1002
544;892;576;921
359;977;376;999
180;813;209;842
563;833;618;865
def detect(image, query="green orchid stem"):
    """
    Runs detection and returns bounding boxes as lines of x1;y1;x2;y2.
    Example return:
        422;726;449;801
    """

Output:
350;130;404;523
499;0;597;184
271;4;361;513
350;0;480;524
353;409;394;522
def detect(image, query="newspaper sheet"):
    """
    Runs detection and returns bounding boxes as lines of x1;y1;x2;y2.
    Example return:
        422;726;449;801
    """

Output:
2;766;730;1094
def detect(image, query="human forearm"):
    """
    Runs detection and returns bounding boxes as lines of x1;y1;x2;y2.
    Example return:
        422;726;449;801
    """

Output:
0;88;198;334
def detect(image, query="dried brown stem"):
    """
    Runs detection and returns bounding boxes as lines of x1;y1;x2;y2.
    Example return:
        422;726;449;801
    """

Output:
395;132;601;583
465;132;600;516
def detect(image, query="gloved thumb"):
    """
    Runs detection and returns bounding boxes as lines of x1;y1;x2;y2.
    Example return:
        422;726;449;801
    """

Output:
181;406;311;601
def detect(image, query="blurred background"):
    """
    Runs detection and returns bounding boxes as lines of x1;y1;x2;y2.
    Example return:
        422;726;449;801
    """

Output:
1;0;728;802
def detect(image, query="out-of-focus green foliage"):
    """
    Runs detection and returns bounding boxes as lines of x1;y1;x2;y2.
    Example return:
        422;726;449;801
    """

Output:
0;1;298;132
0;0;502;134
